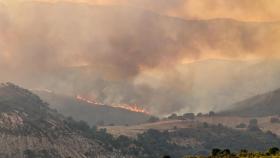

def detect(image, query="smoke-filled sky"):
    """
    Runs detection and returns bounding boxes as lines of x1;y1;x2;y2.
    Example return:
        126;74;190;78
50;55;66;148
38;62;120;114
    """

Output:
3;0;280;21
0;0;280;115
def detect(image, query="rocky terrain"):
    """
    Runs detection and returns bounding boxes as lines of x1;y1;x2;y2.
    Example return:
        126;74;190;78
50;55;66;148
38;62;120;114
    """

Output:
0;83;122;158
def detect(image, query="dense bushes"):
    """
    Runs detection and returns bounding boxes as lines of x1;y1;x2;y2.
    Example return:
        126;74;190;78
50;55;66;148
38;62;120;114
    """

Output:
270;117;280;123
235;123;246;128
147;116;160;123
186;147;280;158
65;116;280;158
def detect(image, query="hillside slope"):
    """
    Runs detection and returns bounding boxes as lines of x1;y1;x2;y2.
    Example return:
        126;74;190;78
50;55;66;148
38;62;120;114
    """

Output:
220;88;280;117
0;83;121;158
34;90;149;126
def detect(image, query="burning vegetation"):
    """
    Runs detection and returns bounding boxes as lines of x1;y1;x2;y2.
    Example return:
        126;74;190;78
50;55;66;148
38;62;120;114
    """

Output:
76;95;150;114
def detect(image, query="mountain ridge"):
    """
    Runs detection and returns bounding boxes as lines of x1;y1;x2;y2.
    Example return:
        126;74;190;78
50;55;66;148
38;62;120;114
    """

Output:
220;88;280;117
0;82;122;158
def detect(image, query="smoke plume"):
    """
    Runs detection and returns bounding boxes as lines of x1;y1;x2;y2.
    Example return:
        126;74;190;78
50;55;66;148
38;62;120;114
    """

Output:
14;0;280;21
0;1;280;115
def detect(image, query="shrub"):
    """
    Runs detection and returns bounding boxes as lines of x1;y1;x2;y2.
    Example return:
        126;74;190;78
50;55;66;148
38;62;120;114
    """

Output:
270;117;280;124
183;113;195;120
209;111;216;117
197;113;203;117
249;119;258;126
239;149;248;156
202;122;209;128
236;123;246;128
247;119;261;132
222;149;231;155
268;147;279;155
212;148;221;156
148;116;160;123
168;113;178;119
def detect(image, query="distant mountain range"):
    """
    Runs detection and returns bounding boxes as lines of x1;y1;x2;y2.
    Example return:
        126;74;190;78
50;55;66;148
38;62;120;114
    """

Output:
220;88;280;117
176;59;280;113
34;90;150;126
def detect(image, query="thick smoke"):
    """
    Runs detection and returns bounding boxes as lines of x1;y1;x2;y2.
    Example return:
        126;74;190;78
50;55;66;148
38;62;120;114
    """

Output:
21;0;280;21
166;0;280;22
0;1;280;115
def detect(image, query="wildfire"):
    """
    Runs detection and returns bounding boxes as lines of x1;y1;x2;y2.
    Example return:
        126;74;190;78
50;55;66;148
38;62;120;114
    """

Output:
111;104;150;114
76;95;105;105
75;95;150;114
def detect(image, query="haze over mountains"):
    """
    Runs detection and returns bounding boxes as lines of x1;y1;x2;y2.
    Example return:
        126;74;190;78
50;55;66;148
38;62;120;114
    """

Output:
0;1;280;115
1;82;280;158
1;1;280;158
221;88;280;117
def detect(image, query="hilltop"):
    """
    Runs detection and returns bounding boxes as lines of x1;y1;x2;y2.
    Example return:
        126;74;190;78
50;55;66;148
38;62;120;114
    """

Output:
220;88;280;117
0;83;122;158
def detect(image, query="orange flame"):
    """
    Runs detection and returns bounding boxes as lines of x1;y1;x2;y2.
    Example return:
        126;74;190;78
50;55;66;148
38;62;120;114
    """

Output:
75;95;150;114
76;95;105;105
111;103;150;114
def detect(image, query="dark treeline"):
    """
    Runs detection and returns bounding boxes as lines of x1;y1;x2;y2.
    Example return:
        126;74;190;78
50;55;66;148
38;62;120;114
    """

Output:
64;117;280;158
186;147;280;158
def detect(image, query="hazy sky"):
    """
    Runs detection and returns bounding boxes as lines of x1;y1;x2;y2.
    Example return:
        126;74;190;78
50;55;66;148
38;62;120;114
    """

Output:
0;0;280;115
2;0;280;21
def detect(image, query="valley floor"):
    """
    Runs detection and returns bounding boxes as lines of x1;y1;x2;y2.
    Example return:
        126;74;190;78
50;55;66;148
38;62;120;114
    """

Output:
102;115;280;137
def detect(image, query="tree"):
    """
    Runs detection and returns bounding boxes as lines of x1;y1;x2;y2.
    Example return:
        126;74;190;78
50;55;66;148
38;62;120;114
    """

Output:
168;113;178;119
77;120;91;132
202;122;209;128
183;113;195;120
114;135;131;148
266;130;277;138
270;117;280;123
148;116;160;123
24;149;36;158
249;119;258;126
239;149;248;156
222;149;231;155
248;119;261;132
212;148;221;156
236;123;246;128
209;111;215;116
268;147;279;155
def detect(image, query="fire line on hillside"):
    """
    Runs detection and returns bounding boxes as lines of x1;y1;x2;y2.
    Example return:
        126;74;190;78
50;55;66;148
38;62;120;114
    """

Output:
76;95;150;115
